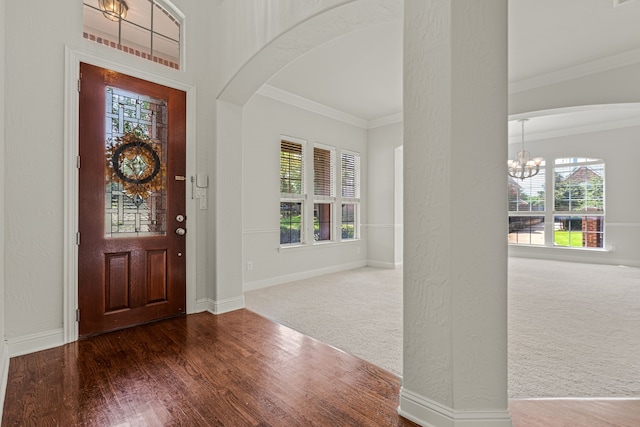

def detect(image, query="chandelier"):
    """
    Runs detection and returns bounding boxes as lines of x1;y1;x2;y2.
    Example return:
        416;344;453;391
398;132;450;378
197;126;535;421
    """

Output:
507;119;543;181
98;0;129;22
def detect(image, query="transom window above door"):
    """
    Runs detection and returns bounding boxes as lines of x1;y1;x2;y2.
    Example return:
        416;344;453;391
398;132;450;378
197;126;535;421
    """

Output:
83;0;183;69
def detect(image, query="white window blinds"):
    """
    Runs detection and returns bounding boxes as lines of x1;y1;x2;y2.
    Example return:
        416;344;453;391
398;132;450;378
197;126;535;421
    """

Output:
341;151;360;199
280;140;304;196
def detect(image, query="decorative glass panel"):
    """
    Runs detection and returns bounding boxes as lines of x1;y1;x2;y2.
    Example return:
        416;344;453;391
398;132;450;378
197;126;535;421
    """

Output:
105;86;168;237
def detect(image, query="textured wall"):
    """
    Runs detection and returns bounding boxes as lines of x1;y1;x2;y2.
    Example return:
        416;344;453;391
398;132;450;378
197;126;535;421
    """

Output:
0;0;6;358
402;0;510;422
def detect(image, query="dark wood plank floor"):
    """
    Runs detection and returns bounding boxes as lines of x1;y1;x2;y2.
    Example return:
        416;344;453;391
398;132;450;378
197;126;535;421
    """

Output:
3;309;639;426
2;310;418;426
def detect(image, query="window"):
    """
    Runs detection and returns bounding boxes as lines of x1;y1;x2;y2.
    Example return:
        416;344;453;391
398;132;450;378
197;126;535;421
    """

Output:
508;166;546;245
507;157;605;249
341;151;360;240
280;140;305;245
83;0;182;69
553;158;604;248
313;144;335;242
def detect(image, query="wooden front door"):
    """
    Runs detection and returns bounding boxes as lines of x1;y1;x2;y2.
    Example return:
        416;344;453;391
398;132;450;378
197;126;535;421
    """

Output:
78;63;187;337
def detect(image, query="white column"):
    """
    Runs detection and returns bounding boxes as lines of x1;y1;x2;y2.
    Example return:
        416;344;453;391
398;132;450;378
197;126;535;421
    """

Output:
400;1;511;426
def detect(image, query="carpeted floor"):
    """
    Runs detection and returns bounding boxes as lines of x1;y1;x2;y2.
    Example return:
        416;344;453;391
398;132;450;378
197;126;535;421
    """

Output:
245;257;640;399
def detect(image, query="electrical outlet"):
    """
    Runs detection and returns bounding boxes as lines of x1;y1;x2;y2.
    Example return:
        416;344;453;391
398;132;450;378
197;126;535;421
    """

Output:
247;261;253;271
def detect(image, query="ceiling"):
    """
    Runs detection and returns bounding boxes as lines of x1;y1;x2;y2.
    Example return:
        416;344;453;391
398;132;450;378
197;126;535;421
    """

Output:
263;0;640;137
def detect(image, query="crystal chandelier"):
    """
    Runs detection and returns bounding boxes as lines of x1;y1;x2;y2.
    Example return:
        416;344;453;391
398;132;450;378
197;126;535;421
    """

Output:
507;119;543;180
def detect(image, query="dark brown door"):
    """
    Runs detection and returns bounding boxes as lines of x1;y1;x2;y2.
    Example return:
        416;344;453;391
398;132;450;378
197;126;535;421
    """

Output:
78;63;186;337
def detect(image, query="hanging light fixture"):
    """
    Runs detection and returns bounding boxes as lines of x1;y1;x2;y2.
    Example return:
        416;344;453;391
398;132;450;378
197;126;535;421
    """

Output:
98;0;129;22
507;119;543;180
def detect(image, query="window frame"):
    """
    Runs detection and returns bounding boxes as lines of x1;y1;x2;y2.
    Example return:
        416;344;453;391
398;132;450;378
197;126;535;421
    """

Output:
313;143;336;243
552;158;605;249
82;0;184;69
280;138;306;247
508;164;546;246
508;157;606;250
340;150;361;241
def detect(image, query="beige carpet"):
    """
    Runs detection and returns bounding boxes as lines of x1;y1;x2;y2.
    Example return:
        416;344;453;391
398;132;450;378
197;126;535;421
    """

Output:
244;257;640;398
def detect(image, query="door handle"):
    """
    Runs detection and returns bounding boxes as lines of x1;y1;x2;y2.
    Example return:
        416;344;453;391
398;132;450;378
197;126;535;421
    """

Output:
175;227;186;236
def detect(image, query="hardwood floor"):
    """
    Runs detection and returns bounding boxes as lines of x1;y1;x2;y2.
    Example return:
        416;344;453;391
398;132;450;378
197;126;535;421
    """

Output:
2;310;418;426
2;310;639;426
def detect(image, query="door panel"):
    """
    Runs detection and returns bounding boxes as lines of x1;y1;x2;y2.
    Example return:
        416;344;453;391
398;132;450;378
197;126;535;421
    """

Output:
78;63;186;337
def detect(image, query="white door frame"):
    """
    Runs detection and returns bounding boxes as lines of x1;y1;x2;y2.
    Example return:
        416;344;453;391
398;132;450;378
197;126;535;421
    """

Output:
63;47;198;343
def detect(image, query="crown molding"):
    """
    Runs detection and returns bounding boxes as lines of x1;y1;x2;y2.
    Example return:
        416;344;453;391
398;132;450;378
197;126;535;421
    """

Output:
509;48;640;94
256;84;404;130
368;112;403;129
509;116;640;144
256;84;369;129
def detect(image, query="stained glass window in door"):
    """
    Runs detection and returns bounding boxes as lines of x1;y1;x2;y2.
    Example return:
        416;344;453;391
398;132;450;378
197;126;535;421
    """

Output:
105;86;168;237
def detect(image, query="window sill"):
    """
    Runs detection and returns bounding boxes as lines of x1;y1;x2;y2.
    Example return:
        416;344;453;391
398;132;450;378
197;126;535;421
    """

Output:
508;243;612;253
278;239;361;253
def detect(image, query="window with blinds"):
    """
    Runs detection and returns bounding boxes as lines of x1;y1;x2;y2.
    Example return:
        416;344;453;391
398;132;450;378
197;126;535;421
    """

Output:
341;151;360;199
553;158;604;248
314;146;335;197
507;157;606;249
280;140;305;245
341;151;360;240
508;166;546;246
280;140;304;195
313;144;335;242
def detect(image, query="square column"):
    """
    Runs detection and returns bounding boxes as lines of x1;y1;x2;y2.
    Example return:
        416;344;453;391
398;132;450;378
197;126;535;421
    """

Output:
400;1;511;426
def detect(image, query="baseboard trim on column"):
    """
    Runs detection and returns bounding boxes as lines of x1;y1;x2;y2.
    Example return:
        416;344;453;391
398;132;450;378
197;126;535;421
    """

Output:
399;387;512;427
196;296;245;315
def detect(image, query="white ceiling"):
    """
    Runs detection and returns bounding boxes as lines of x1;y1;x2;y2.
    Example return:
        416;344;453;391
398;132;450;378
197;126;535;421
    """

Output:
263;0;640;136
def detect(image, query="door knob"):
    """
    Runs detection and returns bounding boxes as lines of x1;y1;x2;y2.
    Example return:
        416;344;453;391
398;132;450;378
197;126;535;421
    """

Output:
175;227;186;236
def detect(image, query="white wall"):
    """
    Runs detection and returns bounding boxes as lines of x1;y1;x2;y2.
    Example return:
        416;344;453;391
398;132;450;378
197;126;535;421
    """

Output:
509;124;640;267
367;122;403;268
242;93;368;290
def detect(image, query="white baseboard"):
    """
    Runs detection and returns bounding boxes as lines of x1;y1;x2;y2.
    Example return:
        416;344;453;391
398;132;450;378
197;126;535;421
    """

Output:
399;387;512;427
243;260;367;292
367;260;403;269
0;340;9;422
195;296;245;315
7;328;65;358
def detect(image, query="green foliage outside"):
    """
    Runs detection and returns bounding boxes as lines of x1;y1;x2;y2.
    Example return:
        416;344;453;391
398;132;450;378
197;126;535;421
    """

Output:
341;224;354;239
554;230;583;247
554;171;603;212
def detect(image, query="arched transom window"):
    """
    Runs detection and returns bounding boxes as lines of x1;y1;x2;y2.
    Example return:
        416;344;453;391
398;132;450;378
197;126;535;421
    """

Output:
83;0;183;70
